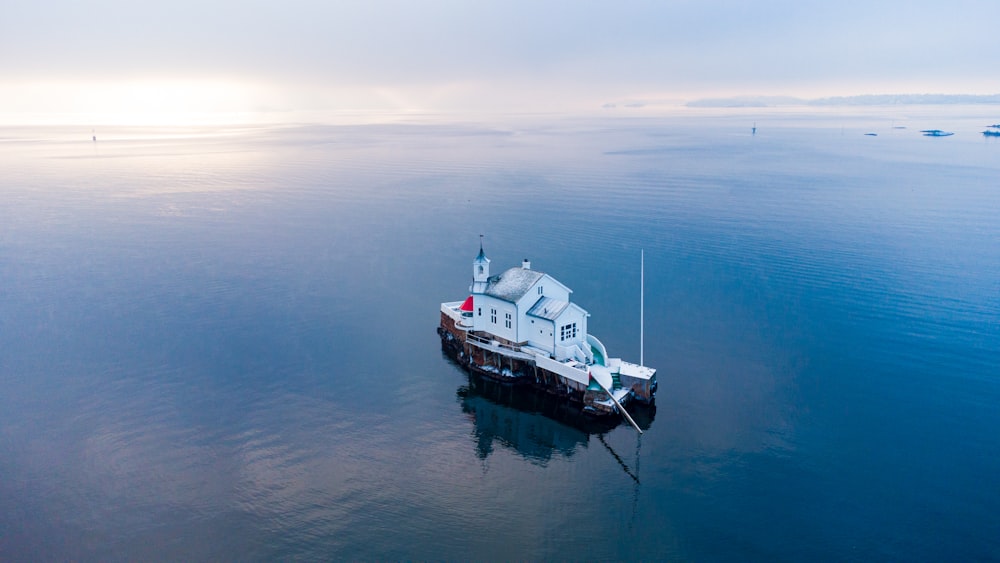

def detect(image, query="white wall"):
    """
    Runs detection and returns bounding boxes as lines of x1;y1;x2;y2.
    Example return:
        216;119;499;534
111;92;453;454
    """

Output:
514;273;572;343
473;272;584;350
525;316;555;352
514;274;570;309
471;294;517;342
552;303;588;360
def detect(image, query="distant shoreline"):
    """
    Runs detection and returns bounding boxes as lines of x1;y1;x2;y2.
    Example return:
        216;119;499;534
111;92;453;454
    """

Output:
685;94;1000;108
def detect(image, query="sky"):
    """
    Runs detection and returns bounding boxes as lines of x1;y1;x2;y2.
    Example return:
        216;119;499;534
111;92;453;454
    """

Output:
2;0;999;124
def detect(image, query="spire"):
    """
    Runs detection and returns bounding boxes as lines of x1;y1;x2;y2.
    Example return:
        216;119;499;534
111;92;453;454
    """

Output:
472;235;490;293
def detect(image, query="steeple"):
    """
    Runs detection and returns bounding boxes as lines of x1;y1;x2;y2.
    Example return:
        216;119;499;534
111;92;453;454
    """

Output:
472;235;490;293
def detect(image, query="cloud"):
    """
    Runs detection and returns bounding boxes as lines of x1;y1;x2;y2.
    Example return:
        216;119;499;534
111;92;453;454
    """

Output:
2;0;999;119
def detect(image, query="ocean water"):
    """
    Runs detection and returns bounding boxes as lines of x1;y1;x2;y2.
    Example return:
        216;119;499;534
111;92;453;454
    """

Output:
1;108;998;561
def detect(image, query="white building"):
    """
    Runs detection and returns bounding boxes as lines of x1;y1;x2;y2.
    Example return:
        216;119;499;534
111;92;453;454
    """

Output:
440;242;657;420
469;245;593;364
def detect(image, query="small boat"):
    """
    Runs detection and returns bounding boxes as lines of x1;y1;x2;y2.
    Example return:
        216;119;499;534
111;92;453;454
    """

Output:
921;129;954;137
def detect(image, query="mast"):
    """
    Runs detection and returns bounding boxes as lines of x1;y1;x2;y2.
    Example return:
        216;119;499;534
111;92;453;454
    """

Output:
640;249;644;367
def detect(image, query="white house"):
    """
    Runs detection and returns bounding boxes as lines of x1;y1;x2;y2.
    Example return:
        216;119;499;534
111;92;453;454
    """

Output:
469;245;592;364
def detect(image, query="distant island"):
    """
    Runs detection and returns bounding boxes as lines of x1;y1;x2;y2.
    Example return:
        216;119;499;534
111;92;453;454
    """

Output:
686;94;1000;108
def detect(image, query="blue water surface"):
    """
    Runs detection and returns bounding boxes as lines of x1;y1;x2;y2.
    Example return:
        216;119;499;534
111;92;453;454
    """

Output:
1;109;998;560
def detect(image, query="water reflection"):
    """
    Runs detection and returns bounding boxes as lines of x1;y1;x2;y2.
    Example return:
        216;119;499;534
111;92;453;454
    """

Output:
455;367;655;473
4;115;999;560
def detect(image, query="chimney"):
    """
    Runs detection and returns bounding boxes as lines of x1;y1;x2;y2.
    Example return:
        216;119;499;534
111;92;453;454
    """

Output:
522;258;531;270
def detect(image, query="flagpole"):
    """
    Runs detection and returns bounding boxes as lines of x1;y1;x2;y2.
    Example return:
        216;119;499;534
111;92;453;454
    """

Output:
640;249;644;367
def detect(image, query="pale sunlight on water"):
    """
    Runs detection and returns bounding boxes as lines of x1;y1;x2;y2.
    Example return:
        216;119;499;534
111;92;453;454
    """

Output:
2;108;998;560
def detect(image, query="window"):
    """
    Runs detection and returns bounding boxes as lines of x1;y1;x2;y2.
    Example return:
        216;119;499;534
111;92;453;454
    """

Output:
537;286;543;295
560;323;577;342
478;307;482;316
490;308;497;324
505;312;512;329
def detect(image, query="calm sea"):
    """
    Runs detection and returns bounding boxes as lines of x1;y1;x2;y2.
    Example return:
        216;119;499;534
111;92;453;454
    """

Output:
2;108;998;561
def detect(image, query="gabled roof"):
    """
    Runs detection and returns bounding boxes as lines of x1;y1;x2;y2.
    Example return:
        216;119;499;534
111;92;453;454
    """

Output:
483;267;545;303
526;296;569;320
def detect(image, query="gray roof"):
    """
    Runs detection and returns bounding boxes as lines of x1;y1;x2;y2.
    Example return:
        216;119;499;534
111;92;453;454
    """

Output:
526;296;569;320
484;267;544;302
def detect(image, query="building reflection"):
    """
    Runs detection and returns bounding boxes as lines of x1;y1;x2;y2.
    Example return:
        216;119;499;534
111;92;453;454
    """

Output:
456;370;655;465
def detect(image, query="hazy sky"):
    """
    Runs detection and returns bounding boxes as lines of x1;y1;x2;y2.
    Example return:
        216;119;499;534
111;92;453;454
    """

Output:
3;0;999;122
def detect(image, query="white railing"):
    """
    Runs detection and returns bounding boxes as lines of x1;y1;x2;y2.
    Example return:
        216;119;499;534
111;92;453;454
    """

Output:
441;302;463;321
466;332;522;352
535;354;589;386
465;332;538;361
586;334;609;367
441;302;473;328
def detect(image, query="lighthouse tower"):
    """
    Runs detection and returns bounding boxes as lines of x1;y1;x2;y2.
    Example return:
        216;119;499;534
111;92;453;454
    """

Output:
471;236;490;294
